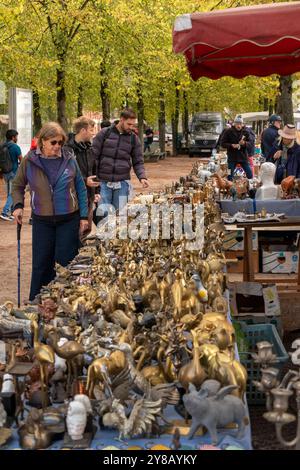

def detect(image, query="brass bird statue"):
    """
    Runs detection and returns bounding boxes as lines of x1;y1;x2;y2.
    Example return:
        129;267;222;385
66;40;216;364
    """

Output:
46;329;85;393
31;320;55;409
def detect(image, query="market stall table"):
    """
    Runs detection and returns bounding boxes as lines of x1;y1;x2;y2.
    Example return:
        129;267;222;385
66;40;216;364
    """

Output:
225;217;300;284
3;409;252;450
219;199;300;217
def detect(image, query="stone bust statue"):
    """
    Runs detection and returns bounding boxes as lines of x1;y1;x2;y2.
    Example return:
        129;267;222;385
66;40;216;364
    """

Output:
255;162;280;200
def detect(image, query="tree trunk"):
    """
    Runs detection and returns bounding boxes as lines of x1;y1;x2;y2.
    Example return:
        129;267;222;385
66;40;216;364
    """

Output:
77;84;83;117
137;85;144;146
276;75;294;124
182;90;189;146
158;91;166;153
99;61;110;120
100;83;110;121
32;88;42;135
171;81;180;156
56;66;68;131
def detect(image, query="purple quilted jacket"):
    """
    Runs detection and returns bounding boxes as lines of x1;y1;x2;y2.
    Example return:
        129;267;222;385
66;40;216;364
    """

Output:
92;125;146;182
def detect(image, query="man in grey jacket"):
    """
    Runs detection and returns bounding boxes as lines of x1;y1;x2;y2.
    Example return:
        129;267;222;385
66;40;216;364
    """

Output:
92;108;149;215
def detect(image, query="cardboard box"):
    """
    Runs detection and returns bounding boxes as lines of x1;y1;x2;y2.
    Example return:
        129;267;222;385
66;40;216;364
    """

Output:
279;291;300;331
224;230;258;251
262;245;299;274
229;282;281;318
226;250;259;274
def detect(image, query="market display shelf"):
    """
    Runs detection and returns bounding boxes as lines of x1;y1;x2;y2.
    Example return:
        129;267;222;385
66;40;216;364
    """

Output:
238;323;289;405
228;272;298;284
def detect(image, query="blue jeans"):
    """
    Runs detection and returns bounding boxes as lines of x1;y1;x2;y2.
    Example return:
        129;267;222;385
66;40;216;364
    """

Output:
2;171;15;215
97;181;129;219
29;213;80;300
228;161;253;180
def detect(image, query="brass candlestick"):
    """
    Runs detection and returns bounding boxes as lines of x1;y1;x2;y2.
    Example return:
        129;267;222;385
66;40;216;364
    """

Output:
253;340;300;449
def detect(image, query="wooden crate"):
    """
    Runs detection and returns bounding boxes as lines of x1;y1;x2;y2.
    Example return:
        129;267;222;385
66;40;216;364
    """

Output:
225;250;259;274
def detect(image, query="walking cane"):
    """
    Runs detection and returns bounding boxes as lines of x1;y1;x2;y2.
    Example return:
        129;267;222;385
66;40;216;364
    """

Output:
17;222;22;308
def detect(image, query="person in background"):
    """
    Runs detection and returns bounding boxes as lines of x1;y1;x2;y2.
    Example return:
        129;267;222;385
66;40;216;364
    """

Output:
132;122;139;136
92;108;149;215
30;132;40;151
12;122;88;301
217;121;233;150
0;129;22;221
261;114;282;158
245;125;256;178
220;116;252;180
267;124;300;184
101;120;111;129
144;126;154;152
64;116;99;236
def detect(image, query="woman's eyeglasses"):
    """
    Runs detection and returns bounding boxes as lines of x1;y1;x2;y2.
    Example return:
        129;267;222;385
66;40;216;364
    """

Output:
50;140;64;146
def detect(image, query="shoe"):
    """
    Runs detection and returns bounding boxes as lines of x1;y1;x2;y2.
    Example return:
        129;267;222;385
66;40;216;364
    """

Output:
0;213;13;221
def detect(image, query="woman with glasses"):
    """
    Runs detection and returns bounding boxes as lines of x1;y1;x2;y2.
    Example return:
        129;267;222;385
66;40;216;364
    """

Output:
12;122;88;301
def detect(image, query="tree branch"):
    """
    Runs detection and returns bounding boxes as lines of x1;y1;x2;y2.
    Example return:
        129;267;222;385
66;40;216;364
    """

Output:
67;0;91;41
69;23;81;42
32;25;51;52
0;32;18;45
47;14;59;49
209;0;224;11
192;1;208;13
28;0;43;20
79;0;91;11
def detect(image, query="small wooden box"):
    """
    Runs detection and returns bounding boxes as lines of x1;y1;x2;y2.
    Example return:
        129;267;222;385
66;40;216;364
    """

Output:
226;250;259;274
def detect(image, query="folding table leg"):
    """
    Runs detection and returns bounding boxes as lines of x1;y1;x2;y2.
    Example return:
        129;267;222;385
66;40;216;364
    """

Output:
243;226;254;282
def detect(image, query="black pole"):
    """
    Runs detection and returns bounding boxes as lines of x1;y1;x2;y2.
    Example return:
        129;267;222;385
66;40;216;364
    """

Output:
17;223;22;308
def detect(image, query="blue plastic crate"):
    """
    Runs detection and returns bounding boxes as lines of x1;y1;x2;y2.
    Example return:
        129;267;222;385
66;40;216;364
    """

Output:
236;315;283;338
237;322;289;405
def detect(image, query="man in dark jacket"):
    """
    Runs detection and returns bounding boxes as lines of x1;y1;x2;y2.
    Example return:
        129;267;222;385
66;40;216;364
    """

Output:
245;125;256;176
261;114;282;158
220;116;253;180
65;116;100;233
144;126;154;152
92;108;149;214
246;126;256;157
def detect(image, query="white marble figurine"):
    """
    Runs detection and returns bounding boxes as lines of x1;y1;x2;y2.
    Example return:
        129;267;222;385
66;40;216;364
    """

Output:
74;394;93;415
255;162;280;200
66;401;87;441
1;373;15;393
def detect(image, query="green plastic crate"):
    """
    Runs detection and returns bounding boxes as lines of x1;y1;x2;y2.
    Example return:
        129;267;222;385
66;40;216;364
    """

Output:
237;322;289;405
